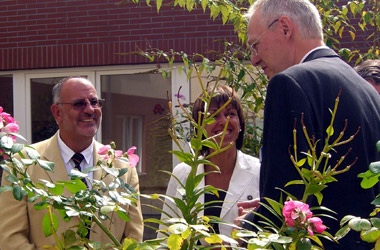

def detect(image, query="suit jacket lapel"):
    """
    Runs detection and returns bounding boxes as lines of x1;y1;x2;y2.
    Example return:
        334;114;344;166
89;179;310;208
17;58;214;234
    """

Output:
40;133;71;184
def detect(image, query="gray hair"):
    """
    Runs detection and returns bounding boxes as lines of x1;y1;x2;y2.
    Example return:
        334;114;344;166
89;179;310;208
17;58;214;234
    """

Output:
52;76;89;104
244;0;323;40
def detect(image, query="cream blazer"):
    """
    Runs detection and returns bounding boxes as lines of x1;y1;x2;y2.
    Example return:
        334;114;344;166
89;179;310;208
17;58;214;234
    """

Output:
0;133;143;250
159;150;260;238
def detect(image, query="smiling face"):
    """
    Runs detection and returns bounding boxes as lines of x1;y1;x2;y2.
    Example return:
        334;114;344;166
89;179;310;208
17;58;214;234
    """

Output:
205;102;241;150
51;78;101;150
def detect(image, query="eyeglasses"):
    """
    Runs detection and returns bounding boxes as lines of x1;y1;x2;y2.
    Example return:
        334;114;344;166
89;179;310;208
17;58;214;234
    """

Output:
57;98;105;110
248;19;279;56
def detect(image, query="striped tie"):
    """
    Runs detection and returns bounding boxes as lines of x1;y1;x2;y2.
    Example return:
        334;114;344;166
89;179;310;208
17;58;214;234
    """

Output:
71;153;88;187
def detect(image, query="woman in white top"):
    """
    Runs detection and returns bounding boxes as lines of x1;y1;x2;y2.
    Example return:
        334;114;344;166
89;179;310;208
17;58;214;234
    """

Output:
159;85;260;242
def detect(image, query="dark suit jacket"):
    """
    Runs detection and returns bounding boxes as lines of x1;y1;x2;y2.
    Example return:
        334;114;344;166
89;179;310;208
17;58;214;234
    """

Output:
245;48;380;249
0;133;143;250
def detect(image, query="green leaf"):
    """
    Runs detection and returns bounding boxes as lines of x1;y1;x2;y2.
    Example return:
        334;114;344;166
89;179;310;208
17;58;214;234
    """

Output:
168;223;188;235
117;167;129;177
296;158;306;167
42;212;59;237
34;201;49;211
167;234;183;250
201;140;218;150
0;185;13;193
361;227;380;243
11;143;24;154
61;180;87;193
1;135;13;149
101;205;116;214
49;183;64;196
37;159;54;172
370;161;380;174
170;151;193;164
370;217;380;228
117;210;130;222
335;224;351;240
190;138;202;150
358;170;380;189
297;238;311;250
326;125;334;136
376;140;380;152
349;218;371;231
6;173;19;184
13;186;27;201
25;146;40;160
63;229;77;246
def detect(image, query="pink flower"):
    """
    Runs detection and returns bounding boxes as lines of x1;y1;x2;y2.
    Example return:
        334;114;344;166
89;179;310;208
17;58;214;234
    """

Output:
308;217;326;236
0;111;15;124
283;200;312;227
3;122;19;133
98;145;112;155
127;146;139;167
115;150;123;158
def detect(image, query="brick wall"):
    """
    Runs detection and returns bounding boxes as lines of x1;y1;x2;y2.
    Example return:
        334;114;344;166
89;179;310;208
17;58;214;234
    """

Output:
0;0;237;70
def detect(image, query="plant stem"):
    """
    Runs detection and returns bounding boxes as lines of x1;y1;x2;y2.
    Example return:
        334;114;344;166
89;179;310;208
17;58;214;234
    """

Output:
92;214;122;247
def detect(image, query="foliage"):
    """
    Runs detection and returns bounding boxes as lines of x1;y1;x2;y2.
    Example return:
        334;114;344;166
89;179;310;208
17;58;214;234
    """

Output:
229;90;360;249
142;68;242;249
335;139;380;248
117;0;379;156
0;108;141;250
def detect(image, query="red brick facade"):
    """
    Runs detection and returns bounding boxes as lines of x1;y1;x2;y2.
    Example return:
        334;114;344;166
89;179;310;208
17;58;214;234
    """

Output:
0;0;237;70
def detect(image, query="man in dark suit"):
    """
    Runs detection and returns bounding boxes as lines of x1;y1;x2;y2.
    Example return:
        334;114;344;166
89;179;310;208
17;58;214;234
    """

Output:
0;77;143;249
239;0;380;249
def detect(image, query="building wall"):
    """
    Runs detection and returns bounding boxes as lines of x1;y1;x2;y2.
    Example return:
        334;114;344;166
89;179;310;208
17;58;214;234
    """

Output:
0;0;237;70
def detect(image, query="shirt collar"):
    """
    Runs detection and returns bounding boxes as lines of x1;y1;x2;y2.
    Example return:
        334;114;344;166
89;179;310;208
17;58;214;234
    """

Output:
300;45;330;63
57;130;94;165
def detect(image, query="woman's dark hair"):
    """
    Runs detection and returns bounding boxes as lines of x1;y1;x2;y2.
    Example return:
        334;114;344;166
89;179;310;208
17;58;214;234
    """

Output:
192;84;245;155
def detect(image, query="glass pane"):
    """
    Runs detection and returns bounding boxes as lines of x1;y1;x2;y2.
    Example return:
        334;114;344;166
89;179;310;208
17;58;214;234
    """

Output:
30;77;63;143
0;75;13;183
100;73;173;192
0;75;13;115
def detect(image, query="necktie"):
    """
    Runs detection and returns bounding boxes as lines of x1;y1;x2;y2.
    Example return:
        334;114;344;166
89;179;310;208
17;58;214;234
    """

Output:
71;153;88;187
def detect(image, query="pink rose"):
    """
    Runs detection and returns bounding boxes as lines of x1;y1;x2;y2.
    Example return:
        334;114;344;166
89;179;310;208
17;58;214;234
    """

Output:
0;112;15;124
283;200;312;227
127;146;139;167
308;217;326;236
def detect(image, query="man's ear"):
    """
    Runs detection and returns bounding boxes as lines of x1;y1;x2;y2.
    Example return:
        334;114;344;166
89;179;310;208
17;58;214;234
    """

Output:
278;16;293;38
51;104;61;124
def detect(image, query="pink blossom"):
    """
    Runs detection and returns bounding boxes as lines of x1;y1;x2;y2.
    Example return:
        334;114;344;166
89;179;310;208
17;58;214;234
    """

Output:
98;145;112;155
115;150;123;158
308;217;326;236
127;146;139;167
3;122;19;133
283;200;312;227
0;112;15;124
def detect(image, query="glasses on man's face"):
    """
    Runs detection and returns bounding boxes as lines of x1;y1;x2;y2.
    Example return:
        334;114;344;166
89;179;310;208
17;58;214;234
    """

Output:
248;19;279;56
57;98;105;110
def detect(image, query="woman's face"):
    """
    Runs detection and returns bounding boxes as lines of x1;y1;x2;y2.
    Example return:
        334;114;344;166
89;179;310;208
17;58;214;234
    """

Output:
204;103;241;149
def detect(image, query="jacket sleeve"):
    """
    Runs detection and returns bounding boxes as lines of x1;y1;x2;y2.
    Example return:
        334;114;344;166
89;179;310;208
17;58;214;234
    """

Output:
0;172;36;250
123;165;144;242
